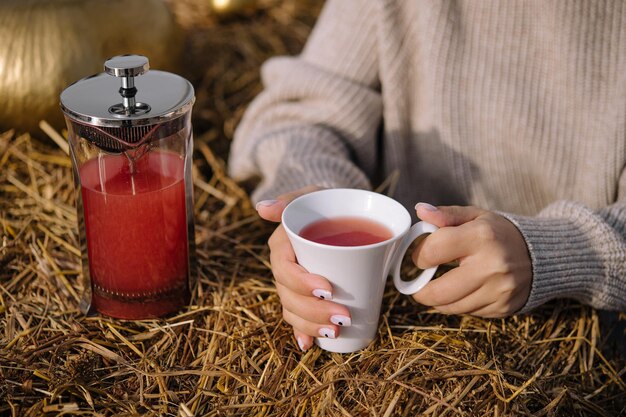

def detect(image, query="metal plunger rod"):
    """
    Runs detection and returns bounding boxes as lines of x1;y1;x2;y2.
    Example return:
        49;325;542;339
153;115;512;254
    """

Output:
121;76;137;113
104;55;149;115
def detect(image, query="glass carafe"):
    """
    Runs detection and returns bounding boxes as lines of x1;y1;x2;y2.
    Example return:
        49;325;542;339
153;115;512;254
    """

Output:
61;55;196;319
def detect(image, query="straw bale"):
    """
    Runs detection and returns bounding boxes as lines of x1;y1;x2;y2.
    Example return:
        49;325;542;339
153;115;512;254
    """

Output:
1;1;625;415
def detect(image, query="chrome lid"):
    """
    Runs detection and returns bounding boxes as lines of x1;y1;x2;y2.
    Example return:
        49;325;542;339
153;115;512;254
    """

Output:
60;55;194;127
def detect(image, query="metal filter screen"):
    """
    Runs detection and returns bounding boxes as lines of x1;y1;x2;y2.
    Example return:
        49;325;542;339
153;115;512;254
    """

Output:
74;115;187;153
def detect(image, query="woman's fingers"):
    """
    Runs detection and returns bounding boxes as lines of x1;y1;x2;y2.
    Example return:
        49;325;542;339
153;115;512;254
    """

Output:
269;225;333;299
430;274;520;317
433;290;493;316
283;308;340;339
276;282;351;326
257;185;335;351
466;300;504;318
411;222;479;269
293;329;314;351
411;263;483;307
467;289;528;318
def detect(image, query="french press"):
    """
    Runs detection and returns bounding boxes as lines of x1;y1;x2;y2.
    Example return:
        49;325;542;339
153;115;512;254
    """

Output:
60;55;196;319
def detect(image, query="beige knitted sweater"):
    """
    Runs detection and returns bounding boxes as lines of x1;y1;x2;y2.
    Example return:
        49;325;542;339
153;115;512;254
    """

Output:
229;0;626;313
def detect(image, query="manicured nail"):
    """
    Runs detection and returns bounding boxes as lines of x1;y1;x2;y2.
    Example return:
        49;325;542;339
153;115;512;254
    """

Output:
319;328;336;338
297;336;308;351
415;202;438;212
330;315;351;327
255;200;278;210
312;289;332;300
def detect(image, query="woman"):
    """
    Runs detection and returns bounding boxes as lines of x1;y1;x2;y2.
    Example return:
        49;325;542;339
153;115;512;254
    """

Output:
229;0;626;351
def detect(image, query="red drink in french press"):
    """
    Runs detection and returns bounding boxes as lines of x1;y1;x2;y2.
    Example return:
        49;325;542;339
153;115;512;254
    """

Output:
61;55;196;319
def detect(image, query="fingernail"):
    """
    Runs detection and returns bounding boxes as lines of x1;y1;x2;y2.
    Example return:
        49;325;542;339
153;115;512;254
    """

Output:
312;289;332;300
255;199;278;210
415;202;438;212
330;315;351;327
297;336;308;351
319;328;336;339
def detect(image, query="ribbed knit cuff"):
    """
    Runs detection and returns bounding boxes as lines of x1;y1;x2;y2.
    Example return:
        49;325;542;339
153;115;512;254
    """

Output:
498;212;601;314
249;125;372;203
251;163;371;203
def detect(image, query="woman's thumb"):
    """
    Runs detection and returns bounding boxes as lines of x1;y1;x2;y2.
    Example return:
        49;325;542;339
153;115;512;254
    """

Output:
255;199;287;222
256;186;323;222
415;203;484;227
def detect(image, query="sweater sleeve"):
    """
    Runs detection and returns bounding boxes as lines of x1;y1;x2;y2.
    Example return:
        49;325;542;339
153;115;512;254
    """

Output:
500;192;626;312
228;0;382;203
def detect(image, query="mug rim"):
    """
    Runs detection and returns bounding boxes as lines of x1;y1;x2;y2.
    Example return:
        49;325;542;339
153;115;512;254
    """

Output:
281;188;412;251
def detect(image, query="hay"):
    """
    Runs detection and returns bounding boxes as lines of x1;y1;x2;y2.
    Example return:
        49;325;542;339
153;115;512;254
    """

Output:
1;1;625;415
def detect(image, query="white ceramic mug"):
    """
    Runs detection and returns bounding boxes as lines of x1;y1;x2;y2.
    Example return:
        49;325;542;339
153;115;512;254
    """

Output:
281;188;440;353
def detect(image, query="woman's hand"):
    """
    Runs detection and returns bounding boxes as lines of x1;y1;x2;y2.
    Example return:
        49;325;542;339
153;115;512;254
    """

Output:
256;186;352;351
411;203;532;318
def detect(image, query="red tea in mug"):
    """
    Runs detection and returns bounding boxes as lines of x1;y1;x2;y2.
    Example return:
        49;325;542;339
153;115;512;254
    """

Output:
299;216;393;247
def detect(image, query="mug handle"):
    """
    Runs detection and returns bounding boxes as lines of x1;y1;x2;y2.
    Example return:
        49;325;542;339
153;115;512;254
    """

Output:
392;221;439;295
